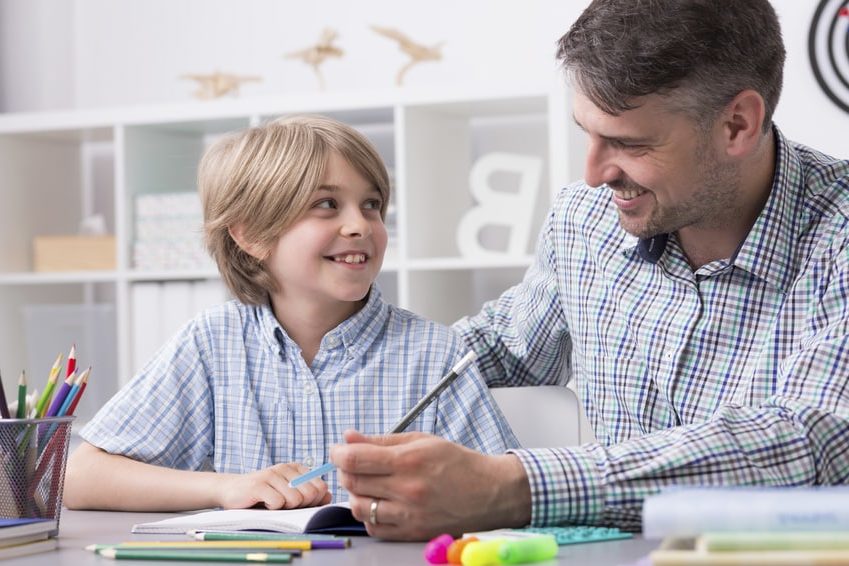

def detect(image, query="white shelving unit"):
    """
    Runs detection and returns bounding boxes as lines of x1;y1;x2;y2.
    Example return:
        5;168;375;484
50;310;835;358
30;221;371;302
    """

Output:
0;86;577;423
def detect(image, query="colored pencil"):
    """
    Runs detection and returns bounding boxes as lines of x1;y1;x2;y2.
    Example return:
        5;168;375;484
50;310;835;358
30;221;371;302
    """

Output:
191;531;342;542
97;548;294;563
64;367;90;416
0;369;10;418
45;371;75;417
90;539;346;550
34;353;62;418
15;371;26;419
57;368;86;417
65;343;76;377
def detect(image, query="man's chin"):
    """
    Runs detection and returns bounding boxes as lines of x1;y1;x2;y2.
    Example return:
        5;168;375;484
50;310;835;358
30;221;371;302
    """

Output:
617;214;660;240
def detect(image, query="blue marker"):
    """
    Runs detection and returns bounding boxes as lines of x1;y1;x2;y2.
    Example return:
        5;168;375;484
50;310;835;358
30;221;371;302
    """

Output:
289;351;478;488
289;462;336;488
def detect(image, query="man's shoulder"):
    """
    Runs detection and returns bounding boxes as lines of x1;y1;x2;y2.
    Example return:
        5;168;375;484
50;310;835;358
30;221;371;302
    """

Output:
790;140;849;215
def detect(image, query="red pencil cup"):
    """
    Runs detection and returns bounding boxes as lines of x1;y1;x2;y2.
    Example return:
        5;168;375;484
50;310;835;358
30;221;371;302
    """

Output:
0;416;74;536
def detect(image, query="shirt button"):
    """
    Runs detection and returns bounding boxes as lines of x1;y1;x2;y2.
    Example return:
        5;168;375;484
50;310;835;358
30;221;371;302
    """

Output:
304;456;314;467
325;335;339;348
304;381;315;395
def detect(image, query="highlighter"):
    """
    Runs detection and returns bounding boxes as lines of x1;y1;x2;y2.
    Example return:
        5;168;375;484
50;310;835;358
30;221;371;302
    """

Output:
460;539;505;566
447;536;478;564
498;535;558;564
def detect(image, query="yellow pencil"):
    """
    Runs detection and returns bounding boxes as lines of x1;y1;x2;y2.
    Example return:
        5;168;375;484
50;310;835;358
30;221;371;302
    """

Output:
34;353;62;418
87;539;346;550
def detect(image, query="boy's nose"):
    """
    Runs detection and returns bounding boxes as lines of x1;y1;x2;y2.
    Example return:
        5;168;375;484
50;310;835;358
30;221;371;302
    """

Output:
340;209;371;238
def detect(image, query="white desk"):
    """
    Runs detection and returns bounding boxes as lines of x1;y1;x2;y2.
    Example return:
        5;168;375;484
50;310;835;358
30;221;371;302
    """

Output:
6;509;658;565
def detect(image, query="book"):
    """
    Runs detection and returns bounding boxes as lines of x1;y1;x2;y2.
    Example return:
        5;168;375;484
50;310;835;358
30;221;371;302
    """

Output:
132;502;366;536
0;517;56;547
650;536;849;565
643;486;849;539
0;538;58;560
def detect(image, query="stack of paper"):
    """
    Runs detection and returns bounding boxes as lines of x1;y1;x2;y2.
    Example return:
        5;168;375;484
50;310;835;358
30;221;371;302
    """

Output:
643;487;849;565
0;518;58;559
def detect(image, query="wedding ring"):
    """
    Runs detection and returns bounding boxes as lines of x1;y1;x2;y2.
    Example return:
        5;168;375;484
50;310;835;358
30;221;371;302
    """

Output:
369;498;380;526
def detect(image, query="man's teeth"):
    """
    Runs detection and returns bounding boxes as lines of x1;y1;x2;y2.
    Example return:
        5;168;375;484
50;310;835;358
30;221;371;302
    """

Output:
615;189;646;201
334;254;366;264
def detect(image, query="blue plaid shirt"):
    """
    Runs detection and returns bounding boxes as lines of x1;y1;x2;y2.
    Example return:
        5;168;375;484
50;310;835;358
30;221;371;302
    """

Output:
455;128;849;529
82;287;518;502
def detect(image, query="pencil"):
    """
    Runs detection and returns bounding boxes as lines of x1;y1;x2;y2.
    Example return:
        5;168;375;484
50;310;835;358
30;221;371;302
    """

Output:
0;369;10;419
15;371;26;419
97;548;294;563
90;539;347;549
45;371;75;417
64;367;90;416
65;343;76;377
57;368;86;417
289;350;479;488
34;353;62;418
191;531;342;541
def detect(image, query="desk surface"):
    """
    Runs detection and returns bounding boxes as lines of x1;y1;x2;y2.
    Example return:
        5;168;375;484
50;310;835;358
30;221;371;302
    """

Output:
7;509;658;565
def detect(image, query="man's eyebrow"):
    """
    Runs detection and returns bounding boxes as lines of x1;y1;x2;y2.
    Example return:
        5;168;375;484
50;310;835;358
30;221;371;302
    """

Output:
571;115;655;145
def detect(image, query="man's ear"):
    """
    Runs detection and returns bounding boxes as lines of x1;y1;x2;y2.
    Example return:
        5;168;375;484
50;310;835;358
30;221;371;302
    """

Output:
720;89;766;158
228;224;266;260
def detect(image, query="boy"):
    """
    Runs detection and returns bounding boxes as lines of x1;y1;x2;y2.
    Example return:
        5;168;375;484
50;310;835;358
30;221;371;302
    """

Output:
64;115;518;511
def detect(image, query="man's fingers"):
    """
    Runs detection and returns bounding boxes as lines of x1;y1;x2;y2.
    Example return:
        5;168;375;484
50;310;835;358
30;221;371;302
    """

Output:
332;430;434;474
342;429;431;446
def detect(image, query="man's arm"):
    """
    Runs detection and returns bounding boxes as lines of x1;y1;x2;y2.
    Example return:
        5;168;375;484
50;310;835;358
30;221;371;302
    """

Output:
511;240;849;528
454;198;571;388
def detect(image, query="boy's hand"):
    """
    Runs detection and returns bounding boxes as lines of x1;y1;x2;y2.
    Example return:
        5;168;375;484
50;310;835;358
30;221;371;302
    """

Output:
217;463;332;510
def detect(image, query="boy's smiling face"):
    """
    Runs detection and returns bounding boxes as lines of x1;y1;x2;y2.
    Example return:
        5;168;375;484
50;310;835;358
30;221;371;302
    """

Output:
264;151;387;321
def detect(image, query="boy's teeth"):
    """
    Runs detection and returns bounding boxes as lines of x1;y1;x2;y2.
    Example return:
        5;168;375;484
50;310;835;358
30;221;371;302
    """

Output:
335;254;366;264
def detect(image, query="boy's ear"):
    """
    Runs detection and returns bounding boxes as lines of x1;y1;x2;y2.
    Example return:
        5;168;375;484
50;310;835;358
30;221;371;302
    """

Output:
228;224;266;260
719;89;766;158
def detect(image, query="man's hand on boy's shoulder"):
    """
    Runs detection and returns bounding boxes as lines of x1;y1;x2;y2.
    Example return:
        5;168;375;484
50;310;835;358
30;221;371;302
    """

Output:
216;462;331;510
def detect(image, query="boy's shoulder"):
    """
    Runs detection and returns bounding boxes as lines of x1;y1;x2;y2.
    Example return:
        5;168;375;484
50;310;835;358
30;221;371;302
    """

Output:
191;299;266;339
381;302;462;344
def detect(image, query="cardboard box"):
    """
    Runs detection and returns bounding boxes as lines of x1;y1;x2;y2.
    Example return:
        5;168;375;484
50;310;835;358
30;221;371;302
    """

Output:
33;235;116;272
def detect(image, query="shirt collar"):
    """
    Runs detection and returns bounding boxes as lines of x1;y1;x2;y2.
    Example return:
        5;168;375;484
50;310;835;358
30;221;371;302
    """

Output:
257;284;389;359
731;126;803;293
617;126;801;292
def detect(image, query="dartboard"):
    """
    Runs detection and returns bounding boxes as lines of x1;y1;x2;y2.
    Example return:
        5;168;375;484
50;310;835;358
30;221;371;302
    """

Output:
808;0;849;113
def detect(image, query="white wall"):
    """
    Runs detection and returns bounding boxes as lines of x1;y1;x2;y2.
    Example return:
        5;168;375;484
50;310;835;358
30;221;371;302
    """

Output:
0;0;846;156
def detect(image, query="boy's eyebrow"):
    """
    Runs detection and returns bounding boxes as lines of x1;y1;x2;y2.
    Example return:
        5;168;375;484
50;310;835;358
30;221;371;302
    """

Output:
315;184;382;194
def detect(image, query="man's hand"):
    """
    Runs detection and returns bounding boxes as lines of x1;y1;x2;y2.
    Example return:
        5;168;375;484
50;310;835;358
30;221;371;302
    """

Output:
331;430;532;540
216;463;331;510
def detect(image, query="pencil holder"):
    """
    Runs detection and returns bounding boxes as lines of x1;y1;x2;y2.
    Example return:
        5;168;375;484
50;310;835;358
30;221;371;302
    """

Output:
0;416;74;536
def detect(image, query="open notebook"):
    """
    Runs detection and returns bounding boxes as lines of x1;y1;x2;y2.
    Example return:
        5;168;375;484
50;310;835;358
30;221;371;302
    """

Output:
132;502;366;535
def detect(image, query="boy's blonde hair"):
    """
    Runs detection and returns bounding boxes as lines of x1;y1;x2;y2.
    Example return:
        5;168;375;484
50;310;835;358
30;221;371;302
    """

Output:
199;115;391;305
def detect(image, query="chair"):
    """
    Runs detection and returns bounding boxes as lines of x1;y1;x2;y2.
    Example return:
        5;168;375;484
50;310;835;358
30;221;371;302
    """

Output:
490;385;593;448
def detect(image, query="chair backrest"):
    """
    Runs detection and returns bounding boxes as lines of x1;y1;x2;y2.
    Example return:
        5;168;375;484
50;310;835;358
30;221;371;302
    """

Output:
490;385;592;448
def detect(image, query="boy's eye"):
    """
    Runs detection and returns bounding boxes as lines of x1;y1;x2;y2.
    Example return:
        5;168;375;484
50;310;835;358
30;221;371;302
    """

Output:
314;199;337;209
363;199;383;210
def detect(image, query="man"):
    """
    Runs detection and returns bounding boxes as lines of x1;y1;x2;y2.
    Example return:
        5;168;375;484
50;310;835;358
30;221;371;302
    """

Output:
331;0;849;540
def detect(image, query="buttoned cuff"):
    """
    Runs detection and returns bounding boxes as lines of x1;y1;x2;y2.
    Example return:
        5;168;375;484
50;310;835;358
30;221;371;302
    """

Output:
508;446;604;526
